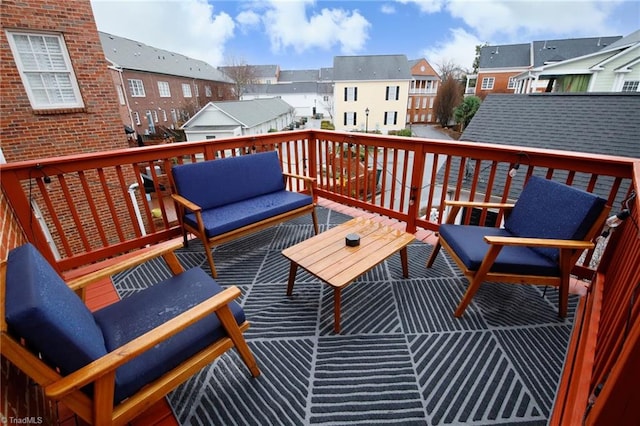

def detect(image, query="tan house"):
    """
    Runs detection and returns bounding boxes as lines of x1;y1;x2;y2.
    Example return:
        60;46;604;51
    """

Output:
333;54;411;133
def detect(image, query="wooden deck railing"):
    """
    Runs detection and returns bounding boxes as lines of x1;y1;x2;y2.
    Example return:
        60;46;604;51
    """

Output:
1;130;638;423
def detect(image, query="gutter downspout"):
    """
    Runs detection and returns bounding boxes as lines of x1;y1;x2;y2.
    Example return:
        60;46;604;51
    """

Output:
128;182;146;236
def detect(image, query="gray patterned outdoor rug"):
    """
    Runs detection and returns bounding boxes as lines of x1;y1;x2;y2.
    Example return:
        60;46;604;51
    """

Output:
113;207;576;426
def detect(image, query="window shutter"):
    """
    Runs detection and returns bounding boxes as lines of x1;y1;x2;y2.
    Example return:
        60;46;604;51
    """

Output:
386;86;389;100
354;87;358;101
344;87;348;101
395;86;400;100
354;112;357;125
394;112;398;125
343;112;347;125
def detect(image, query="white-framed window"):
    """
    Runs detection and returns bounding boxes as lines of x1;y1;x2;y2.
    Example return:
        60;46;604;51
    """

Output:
507;77;516;89
621;80;639;92
152;110;158;123
161;109;167;121
422;97;427;108
116;85;125;105
384;111;398;125
171;108;178;123
182;83;192;97
194;84;199;97
6;30;84;110
157;81;171;97
481;77;495;90
132;111;140;125
344;86;357;101
386;86;399;101
205;86;212;97
128;79;145;97
343;111;356;126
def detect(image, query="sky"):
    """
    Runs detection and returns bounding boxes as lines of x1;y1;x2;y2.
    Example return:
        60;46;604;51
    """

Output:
90;0;639;73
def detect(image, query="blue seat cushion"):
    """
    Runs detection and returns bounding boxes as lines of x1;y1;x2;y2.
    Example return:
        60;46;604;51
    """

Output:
4;244;108;376
505;176;607;262
93;267;245;403
183;190;313;238
172;151;286;211
439;224;559;276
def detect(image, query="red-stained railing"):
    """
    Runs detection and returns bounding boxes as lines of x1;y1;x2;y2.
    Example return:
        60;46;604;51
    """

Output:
1;129;639;423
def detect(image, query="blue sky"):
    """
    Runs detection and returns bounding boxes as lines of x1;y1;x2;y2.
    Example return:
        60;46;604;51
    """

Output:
91;0;639;73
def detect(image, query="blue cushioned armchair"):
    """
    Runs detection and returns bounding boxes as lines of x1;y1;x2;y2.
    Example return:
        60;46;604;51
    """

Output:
1;240;260;425
171;151;319;277
426;176;610;318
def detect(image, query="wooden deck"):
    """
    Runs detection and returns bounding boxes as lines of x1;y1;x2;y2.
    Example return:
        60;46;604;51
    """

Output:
64;198;589;425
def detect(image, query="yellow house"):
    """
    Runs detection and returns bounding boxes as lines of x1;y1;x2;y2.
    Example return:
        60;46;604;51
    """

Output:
333;55;410;133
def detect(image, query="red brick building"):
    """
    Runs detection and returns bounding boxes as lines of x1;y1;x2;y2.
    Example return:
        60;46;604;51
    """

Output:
100;32;236;142
407;58;440;124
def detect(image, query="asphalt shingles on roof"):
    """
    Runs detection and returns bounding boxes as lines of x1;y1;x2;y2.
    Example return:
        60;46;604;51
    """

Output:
479;44;530;69
98;32;233;83
333;54;411;81
278;69;320;82
532;36;622;66
211;98;292;128
461;93;640;159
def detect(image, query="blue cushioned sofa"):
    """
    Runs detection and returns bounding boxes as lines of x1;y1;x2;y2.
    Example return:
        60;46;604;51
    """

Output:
1;240;260;426
171;151;319;277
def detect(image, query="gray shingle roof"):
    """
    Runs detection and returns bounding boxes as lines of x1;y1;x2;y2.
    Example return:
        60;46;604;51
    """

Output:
479;44;530;68
98;32;233;83
462;93;640;159
333;55;411;81
200;98;293;128
602;29;640;50
479;36;623;69
437;93;640;201
245;82;333;95
278;69;320;82
532;36;622;66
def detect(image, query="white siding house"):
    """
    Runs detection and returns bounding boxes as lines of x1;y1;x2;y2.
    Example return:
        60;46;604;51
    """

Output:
181;98;295;142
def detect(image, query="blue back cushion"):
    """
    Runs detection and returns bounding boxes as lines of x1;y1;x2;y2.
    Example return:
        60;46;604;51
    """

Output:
505;176;607;261
4;244;108;375
172;151;286;210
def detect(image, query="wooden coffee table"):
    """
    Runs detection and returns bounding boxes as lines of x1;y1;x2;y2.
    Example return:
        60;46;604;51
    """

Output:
282;217;415;333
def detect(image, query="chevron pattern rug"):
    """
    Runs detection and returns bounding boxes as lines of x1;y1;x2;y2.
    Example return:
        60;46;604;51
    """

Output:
113;207;576;426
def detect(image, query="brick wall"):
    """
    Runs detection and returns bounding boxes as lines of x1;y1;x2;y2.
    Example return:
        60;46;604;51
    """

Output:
0;1;135;420
122;69;234;137
1;0;128;162
475;71;519;97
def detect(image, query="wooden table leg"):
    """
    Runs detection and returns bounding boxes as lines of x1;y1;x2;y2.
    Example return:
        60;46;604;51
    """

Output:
286;262;298;296
400;247;409;278
333;287;341;333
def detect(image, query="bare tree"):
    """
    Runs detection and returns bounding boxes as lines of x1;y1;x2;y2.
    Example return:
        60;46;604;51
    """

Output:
220;55;258;100
433;75;463;127
434;59;468;80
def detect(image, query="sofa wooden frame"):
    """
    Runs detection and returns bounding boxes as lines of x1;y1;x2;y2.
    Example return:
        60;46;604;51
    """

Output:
0;239;260;426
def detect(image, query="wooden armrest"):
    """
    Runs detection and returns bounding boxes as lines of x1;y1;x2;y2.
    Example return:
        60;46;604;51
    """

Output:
65;239;184;291
171;194;202;212
445;200;515;209
484;235;595;250
282;172;316;184
46;286;242;398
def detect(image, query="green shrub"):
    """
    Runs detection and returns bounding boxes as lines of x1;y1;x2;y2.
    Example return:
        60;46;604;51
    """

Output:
320;120;335;130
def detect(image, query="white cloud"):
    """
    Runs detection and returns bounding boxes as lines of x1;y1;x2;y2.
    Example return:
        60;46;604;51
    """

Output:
236;10;261;28
90;0;234;66
446;0;622;41
395;0;447;13
261;0;371;55
381;4;397;14
421;27;481;71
